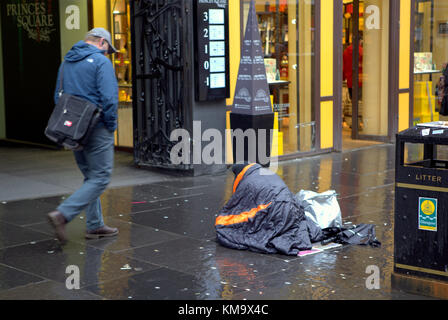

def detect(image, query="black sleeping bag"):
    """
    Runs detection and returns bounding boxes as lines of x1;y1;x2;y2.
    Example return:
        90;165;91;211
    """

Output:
215;163;323;255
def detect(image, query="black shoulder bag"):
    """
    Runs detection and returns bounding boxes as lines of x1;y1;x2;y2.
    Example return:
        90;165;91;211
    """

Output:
45;62;102;151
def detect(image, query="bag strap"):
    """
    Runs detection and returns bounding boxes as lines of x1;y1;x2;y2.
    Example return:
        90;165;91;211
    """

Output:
58;62;65;97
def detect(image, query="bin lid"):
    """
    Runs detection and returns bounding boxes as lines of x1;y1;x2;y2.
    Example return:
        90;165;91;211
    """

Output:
397;122;448;143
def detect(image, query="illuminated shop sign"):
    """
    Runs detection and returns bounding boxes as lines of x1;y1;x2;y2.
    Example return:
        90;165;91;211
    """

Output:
194;0;230;101
5;1;57;42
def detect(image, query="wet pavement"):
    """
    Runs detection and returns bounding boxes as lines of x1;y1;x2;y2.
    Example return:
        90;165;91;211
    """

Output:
0;141;173;202
0;144;436;300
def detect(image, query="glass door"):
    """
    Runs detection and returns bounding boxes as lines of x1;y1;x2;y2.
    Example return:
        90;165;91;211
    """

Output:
244;0;316;156
343;0;389;142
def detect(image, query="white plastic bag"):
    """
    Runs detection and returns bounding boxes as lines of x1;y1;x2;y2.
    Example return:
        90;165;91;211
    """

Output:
296;190;342;229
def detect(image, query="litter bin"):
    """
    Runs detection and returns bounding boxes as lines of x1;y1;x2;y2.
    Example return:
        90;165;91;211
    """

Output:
393;123;448;298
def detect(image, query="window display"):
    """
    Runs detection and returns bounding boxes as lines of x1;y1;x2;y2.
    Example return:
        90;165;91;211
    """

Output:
244;0;315;155
413;0;448;124
111;0;133;147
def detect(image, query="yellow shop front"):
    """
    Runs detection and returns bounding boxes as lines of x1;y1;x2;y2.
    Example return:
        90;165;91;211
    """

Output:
91;0;133;149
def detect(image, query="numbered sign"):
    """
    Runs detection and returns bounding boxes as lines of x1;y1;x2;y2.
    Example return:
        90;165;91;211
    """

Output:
194;0;230;101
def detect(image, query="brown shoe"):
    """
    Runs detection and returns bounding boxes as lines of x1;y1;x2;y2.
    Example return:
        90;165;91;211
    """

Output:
47;211;67;243
85;225;119;239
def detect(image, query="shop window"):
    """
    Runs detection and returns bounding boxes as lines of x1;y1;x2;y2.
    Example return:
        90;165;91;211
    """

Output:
111;0;133;148
243;0;315;155
413;0;448;125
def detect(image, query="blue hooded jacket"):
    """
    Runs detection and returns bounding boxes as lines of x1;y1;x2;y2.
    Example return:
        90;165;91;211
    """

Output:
54;41;118;132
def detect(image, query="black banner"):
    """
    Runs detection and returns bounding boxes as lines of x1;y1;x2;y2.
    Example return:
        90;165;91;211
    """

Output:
1;0;61;145
231;0;272;115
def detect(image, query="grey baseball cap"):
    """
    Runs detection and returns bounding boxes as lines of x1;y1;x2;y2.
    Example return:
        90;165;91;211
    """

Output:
86;27;118;54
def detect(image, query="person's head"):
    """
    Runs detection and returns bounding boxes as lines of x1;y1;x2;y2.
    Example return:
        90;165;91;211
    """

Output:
84;28;117;55
232;163;250;176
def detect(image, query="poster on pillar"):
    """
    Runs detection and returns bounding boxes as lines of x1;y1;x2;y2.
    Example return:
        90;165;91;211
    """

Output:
1;0;61;145
231;0;273;116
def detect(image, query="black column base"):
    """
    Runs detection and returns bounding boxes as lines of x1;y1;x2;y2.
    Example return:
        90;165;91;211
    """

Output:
230;112;274;167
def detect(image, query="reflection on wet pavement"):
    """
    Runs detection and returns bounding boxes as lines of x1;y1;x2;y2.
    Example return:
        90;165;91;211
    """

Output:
0;145;433;299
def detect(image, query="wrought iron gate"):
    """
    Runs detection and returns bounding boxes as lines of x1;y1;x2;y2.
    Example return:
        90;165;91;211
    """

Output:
131;0;192;170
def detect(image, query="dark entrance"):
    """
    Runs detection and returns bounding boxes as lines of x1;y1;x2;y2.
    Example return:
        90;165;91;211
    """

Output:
0;0;61;146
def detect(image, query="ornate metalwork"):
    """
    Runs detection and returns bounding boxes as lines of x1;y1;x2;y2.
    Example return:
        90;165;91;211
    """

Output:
131;0;192;169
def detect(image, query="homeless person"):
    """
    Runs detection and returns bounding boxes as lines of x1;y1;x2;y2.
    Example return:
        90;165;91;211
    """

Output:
215;163;323;255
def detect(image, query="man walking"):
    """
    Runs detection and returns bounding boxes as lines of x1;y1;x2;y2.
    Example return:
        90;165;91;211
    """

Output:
48;28;119;243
